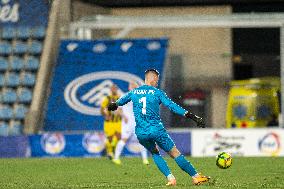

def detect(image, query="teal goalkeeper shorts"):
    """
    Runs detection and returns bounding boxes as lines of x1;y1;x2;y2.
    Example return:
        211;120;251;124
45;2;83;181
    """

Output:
136;129;175;153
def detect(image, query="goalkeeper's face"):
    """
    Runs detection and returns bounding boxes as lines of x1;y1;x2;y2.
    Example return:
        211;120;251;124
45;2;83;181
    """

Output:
145;72;159;87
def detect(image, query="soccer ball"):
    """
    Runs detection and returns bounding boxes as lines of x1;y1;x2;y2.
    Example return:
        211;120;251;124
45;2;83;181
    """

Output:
216;152;232;169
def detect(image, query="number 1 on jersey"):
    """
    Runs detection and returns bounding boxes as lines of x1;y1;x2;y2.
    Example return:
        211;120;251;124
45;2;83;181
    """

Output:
139;97;147;115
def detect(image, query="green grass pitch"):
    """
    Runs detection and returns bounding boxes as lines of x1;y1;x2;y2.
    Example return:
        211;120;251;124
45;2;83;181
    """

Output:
1;157;284;188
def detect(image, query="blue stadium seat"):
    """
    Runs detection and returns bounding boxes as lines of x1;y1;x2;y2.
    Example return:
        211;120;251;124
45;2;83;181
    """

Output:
0;74;5;87
10;56;24;71
16;27;31;40
13;41;28;54
31;26;46;39
28;41;42;54
0;122;9;136
0;105;13;120
5;72;20;87
9;121;23;135
21;72;35;86
2;88;17;103
1;27;16;40
0;57;8;71
0;42;12;55
14;104;28;119
25;56;39;70
17;88;32;103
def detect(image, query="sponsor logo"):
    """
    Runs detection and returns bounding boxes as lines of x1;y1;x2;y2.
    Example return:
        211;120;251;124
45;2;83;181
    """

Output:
93;43;106;53
147;41;161;50
82;132;105;154
126;136;142;154
64;71;144;116
121;42;133;52
0;0;19;23
258;132;281;156
202;133;244;156
66;43;78;52
40;133;65;155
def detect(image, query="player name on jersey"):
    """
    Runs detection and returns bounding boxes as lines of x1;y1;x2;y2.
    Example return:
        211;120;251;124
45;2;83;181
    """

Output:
133;89;155;95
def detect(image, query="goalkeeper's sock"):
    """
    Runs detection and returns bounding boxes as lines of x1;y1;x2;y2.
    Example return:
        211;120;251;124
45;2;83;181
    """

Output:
140;145;148;160
114;140;125;160
174;155;197;177
152;153;171;177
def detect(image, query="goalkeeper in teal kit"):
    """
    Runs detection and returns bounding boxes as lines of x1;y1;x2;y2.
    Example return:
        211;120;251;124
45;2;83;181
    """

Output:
108;69;210;186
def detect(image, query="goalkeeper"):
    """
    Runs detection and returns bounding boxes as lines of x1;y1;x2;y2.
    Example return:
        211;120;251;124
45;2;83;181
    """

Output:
108;69;210;186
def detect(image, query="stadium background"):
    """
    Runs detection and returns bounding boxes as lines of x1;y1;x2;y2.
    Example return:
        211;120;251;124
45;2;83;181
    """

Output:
0;0;284;177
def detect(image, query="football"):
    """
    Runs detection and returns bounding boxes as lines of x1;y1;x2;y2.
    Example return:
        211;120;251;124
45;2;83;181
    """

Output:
216;152;232;169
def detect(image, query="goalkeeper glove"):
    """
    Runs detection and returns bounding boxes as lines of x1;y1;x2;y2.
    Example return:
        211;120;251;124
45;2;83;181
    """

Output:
108;102;118;111
185;111;205;128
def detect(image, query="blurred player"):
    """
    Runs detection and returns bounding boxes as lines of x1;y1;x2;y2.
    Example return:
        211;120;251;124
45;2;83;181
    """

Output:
112;82;149;165
101;84;122;159
108;69;210;186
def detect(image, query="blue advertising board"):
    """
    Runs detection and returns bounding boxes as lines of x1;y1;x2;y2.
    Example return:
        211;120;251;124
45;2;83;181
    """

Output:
0;136;29;158
44;39;168;131
0;0;49;26
28;131;191;157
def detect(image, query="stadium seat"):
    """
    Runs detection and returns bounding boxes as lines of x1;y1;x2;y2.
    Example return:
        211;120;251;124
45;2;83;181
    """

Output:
0;42;12;55
13;41;28;54
21;72;35;86
10;56;24;71
0;57;8;71
0;122;9;136
14;104;28;119
5;72;20;87
0;74;5;87
28;41;42;54
9;121;23;135
25;56;39;70
0;105;13;120
31;26;46;39
17;88;32;103
2;88;17;103
1;27;16;40
16;27;31;40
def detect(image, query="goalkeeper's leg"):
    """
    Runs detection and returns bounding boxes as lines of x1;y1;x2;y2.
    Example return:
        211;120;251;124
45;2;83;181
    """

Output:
137;135;175;186
156;131;210;185
168;146;210;185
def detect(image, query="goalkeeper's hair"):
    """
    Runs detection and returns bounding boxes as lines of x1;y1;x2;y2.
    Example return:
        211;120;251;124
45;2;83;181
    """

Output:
145;69;160;76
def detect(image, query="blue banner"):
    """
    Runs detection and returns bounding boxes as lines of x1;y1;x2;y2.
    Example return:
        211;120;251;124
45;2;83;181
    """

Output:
28;131;191;157
44;39;168;131
0;136;29;158
0;0;49;26
28;132;146;157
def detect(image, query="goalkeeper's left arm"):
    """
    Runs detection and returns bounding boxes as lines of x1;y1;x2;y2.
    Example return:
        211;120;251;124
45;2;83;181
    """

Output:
108;91;132;111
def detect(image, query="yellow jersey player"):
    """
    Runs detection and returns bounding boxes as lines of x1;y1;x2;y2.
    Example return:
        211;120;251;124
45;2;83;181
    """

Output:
101;84;122;159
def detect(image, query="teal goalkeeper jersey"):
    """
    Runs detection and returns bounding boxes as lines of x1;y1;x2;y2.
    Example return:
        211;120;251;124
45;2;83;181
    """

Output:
116;85;187;134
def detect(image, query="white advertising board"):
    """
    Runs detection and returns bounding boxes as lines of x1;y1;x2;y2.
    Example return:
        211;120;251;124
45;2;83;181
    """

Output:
191;128;284;157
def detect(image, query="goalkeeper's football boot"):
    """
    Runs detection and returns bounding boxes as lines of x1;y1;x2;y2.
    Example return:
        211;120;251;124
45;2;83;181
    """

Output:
166;174;176;186
112;159;121;165
166;178;176;186
192;173;210;185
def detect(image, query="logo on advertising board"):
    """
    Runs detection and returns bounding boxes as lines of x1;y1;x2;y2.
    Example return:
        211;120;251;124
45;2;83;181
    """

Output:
82;132;106;153
40;133;66;155
202;132;244;156
64;71;144;116
126;136;142;154
258;132;281;157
